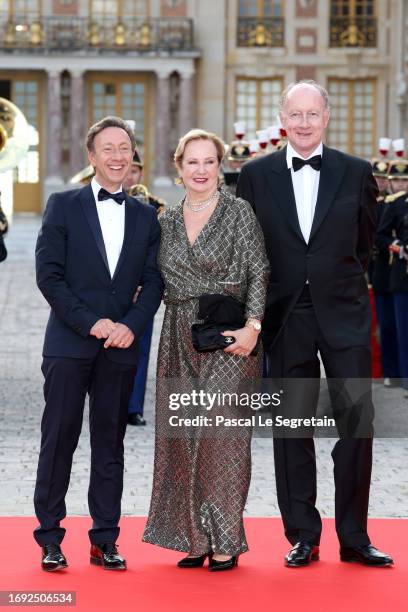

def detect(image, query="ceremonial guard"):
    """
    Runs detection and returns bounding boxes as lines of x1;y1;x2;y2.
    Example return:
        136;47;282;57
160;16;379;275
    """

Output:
122;149;166;426
125;150;166;214
221;139;251;193
370;150;400;385
376;145;408;394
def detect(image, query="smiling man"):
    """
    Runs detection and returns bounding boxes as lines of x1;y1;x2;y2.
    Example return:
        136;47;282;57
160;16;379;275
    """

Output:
33;116;162;572
237;81;393;569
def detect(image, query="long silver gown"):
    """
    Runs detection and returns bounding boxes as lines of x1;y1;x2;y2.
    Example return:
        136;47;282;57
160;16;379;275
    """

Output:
142;188;269;556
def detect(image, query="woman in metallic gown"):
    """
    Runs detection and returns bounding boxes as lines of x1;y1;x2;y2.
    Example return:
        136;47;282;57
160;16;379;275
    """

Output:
142;129;269;571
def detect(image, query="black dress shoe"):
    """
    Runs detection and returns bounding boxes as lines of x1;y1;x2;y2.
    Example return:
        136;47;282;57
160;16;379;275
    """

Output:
41;543;68;572
128;413;146;426
340;545;393;566
177;553;211;568
90;543;126;570
208;555;239;572
285;542;320;567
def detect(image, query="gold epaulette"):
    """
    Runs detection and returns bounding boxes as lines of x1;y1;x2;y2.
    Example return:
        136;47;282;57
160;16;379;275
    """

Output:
385;191;407;203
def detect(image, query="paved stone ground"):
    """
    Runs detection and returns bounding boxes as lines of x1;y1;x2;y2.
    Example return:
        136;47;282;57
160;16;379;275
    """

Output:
0;217;407;519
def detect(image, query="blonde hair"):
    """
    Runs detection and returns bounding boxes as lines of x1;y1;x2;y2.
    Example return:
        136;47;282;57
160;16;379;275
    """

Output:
174;129;225;184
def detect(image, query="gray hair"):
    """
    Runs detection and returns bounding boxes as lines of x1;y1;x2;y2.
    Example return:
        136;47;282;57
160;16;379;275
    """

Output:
279;80;330;112
86;116;136;152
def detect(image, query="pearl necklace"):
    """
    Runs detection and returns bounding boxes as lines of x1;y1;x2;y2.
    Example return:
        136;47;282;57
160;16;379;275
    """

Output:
184;190;219;212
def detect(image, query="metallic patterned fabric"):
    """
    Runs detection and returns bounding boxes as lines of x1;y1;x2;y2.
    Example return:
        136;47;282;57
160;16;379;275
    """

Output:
142;188;269;556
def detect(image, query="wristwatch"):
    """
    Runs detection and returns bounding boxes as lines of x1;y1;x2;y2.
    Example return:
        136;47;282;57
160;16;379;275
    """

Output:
245;318;262;332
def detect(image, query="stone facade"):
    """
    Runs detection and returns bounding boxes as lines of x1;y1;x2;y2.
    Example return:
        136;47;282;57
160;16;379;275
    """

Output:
0;0;407;209
224;0;408;149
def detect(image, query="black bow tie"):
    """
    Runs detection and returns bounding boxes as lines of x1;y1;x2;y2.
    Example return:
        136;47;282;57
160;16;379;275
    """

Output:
292;155;322;172
98;187;125;205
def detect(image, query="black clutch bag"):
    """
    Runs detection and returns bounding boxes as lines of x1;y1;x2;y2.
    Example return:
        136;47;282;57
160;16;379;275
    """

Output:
191;294;258;355
191;322;242;352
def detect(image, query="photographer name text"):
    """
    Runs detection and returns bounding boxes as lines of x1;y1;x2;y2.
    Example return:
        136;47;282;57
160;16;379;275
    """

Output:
168;415;335;429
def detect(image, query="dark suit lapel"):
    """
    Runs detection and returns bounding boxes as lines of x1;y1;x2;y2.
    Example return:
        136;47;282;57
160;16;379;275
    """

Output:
266;147;306;243
309;145;346;242
111;194;140;282
79;184;110;275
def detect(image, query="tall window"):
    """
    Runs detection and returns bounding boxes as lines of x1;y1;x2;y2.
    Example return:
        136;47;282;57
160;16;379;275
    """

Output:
331;0;376;17
13;79;40;183
3;0;41;17
89;0;149;16
238;0;282;17
235;78;282;138
237;0;284;47
327;79;376;158
88;75;149;173
330;0;377;47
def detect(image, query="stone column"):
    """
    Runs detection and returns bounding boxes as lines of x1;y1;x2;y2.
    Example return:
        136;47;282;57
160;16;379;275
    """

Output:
44;69;64;203
178;69;195;135
153;70;172;187
69;70;85;177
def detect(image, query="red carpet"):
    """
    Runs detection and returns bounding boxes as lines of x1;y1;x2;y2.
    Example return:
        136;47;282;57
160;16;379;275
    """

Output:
0;517;404;611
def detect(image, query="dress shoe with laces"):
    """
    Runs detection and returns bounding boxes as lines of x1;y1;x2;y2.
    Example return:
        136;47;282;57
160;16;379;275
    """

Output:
41;543;68;572
90;543;126;570
177;553;211;568
127;413;146;426
208;555;239;572
340;544;393;566
285;541;320;567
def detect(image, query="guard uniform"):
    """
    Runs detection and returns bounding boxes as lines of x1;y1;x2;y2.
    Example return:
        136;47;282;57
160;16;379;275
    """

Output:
126;151;166;424
376;157;408;389
370;159;400;381
222;140;251;194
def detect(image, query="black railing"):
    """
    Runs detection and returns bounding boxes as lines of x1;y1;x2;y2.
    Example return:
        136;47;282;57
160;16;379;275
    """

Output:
237;17;284;48
0;14;195;53
329;16;377;48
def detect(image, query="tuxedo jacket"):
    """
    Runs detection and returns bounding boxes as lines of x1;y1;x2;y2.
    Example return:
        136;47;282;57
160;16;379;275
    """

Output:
236;145;378;350
370;199;393;294
36;183;163;365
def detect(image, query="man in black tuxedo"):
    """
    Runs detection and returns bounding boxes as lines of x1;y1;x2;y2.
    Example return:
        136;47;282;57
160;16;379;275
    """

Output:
34;116;163;571
237;81;393;567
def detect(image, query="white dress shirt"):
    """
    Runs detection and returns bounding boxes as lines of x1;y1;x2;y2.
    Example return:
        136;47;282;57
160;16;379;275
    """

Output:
91;177;125;278
286;142;323;244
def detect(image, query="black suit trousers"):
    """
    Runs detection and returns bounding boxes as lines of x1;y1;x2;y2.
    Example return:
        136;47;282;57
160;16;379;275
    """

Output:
33;348;136;546
267;289;374;547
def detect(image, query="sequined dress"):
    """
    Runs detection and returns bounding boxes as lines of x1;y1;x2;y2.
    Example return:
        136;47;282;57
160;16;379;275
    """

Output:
142;188;269;555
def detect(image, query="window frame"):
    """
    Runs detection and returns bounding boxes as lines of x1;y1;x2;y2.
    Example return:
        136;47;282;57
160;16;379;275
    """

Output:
234;76;283;139
327;77;377;158
88;0;150;17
